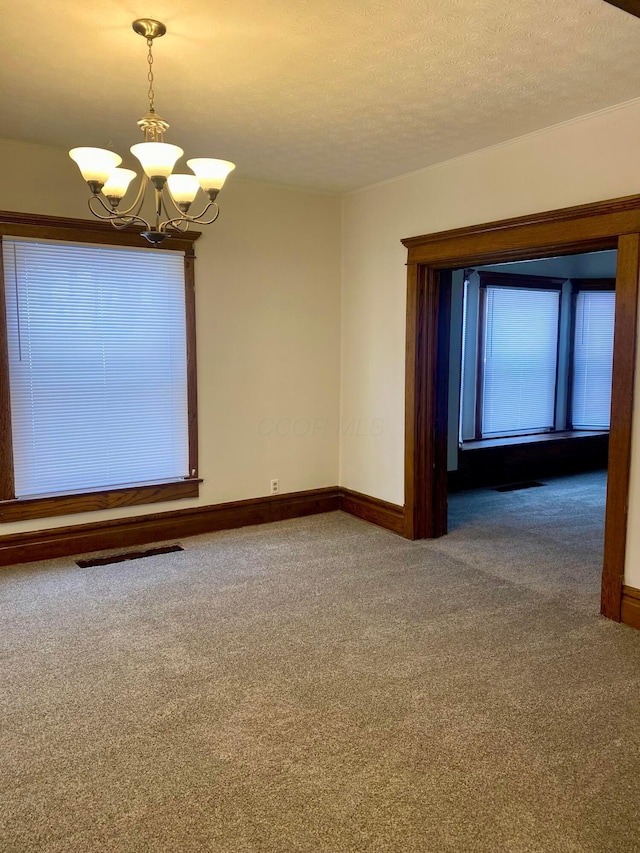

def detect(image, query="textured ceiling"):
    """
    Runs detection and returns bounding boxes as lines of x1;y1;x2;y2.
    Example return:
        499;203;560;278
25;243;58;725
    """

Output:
1;0;639;192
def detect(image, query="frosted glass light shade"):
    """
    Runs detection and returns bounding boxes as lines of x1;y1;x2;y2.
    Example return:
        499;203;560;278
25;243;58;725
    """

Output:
130;142;183;179
102;168;137;201
69;148;122;185
187;158;235;192
167;174;200;208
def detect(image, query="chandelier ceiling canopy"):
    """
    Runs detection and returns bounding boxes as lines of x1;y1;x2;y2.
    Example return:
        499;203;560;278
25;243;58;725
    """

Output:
69;18;235;246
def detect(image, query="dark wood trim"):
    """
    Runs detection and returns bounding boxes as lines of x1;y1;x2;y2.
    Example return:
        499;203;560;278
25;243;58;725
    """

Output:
602;0;640;19
0;479;201;523
434;271;452;536
0;210;200;255
184;253;199;478
339;488;405;535
403;194;640;625
404;262;421;540
570;278;616;292
0;237;15;502
601;234;639;619
404;266;450;539
0;487;341;568
477;271;565;290
401;194;635;265
621;585;640;630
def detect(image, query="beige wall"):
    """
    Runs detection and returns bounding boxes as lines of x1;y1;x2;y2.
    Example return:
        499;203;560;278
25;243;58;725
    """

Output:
339;97;640;588
0;138;342;534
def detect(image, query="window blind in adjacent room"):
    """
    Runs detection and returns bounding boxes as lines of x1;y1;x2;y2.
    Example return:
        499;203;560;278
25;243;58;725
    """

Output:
3;238;189;498
571;290;615;430
481;285;560;438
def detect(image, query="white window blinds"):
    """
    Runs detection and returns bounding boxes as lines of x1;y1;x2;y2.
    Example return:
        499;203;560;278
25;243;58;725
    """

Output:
3;238;189;498
481;286;560;438
571;290;615;430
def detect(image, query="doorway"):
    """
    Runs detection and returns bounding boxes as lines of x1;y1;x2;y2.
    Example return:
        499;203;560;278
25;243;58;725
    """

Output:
402;195;640;623
450;251;615;492
447;252;615;593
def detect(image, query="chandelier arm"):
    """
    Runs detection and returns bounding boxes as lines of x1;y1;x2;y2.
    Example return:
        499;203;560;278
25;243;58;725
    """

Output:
88;184;147;222
110;174;149;218
189;202;221;226
162;185;213;225
162;202;220;230
88;196;151;231
161;183;218;225
163;185;185;219
157;193;189;232
160;190;176;224
157;185;222;231
111;215;153;231
164;217;190;233
88;193;121;218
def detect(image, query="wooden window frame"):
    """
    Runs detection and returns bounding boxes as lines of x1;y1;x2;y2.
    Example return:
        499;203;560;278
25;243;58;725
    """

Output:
402;193;640;623
477;270;566;290
0;210;201;522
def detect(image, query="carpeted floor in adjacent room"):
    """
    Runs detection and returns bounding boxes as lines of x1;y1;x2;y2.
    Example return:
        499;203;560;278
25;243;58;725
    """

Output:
1;470;639;852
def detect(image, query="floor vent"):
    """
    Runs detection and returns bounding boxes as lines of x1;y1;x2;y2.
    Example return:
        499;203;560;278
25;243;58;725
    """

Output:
494;481;545;493
76;544;184;568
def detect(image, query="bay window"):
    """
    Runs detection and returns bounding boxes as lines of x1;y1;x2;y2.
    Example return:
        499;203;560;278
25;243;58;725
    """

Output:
460;271;615;442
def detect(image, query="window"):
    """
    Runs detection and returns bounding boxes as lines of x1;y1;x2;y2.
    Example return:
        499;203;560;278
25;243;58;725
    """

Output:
460;271;615;442
0;213;199;522
481;285;560;437
571;289;615;430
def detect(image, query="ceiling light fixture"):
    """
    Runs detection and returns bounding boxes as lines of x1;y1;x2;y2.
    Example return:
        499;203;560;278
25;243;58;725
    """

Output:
69;19;235;246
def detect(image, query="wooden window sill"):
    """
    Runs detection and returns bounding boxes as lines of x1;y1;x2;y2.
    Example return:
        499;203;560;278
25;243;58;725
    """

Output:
0;479;201;523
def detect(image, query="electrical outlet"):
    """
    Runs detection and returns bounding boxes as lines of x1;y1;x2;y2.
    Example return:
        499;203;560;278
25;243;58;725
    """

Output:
270;479;279;495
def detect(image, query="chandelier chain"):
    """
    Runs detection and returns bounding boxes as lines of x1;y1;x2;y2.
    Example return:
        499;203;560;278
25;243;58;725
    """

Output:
146;36;155;113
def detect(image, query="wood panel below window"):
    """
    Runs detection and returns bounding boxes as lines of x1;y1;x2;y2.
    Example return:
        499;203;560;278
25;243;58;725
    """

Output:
448;432;608;491
0;479;201;523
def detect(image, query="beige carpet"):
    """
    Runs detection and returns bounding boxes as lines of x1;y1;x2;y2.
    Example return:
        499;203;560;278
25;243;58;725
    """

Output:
1;471;639;852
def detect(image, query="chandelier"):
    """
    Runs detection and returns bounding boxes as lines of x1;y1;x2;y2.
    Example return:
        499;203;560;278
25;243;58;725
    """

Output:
69;19;235;246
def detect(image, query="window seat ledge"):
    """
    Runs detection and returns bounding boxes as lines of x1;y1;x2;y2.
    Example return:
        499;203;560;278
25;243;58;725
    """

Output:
460;430;608;452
